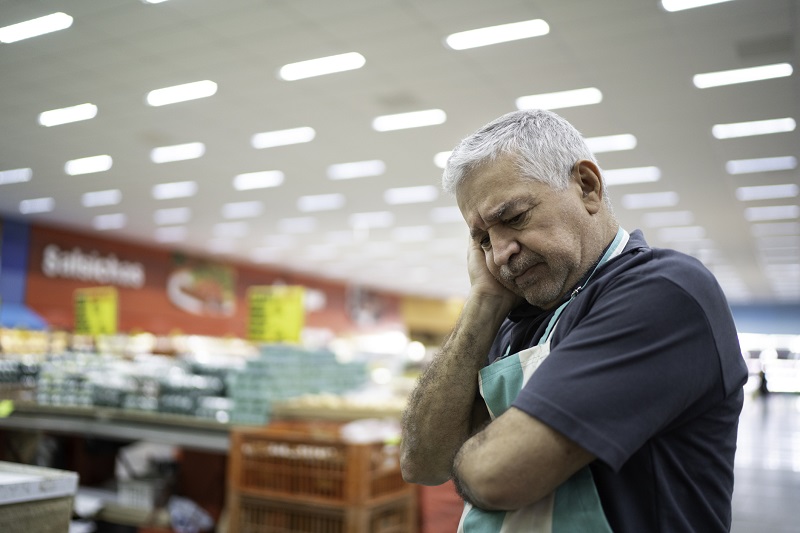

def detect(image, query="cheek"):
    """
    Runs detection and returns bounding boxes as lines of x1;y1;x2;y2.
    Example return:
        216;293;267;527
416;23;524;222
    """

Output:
484;250;496;271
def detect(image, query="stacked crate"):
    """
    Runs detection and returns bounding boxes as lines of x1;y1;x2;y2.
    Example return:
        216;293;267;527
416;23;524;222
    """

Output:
228;421;416;533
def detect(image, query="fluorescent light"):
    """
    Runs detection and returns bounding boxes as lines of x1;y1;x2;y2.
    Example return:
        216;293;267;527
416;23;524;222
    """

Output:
712;117;796;139
363;242;395;258
327;160;386;180
584;134;637;153
93;213;126;231
726;156;797;174
384;185;439;204
621;191;680;209
154;207;191;225
298;193;345;212
233;170;284;190
393;226;435;242
757;236;800;249
222;201;263;219
658;226;706;242
764;264;800;276
19;197;54;214
65;155;112;175
661;0;734;12
208;239;237;254
146;80;217;106
278;52;365;81
0;168;32;185
0;12;73;43
434;151;452;169
372;109;447;132
279;217;317;233
264;234;296;247
430;206;463;223
349;211;394;229
303;244;339;261
155;226;187;242
693;63;793;89
251;127;315;149
750;222;800;237
325;230;356;245
252;247;282;263
642;210;694;227
736;184;799;201
39;103;97;127
516;87;603;110
142;0;170;5
150;142;205;163
603;166;661;186
152;181;197;200
444;19;549;50
760;247;799;262
82;189;122;208
744;205;800;222
213;222;249;238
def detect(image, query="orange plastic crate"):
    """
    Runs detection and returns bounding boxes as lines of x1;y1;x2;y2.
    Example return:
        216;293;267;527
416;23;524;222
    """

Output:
230;494;415;533
229;421;411;506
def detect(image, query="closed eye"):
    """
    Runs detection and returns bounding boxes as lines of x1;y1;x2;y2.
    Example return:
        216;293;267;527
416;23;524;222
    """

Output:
506;210;528;227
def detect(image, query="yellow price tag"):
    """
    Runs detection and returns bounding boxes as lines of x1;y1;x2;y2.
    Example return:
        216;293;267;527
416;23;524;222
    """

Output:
0;400;14;418
74;286;119;335
247;285;305;343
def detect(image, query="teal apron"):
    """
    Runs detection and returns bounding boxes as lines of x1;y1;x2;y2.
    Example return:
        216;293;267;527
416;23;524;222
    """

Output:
457;228;629;533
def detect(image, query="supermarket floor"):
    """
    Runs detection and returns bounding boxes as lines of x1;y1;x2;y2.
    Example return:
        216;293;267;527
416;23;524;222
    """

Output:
731;391;800;533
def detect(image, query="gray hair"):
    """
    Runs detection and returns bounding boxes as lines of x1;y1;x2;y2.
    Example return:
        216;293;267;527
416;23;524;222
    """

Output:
442;109;610;208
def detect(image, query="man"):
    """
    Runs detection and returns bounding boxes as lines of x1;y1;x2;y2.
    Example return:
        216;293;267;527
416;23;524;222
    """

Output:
400;109;747;532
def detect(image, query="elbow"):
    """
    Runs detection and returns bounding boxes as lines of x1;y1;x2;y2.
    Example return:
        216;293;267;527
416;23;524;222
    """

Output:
455;456;536;511
400;447;451;486
456;468;524;511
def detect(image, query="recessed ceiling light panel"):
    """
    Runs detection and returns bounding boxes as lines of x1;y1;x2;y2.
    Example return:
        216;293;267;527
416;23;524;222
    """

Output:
39;103;97;127
445;19;549;50
65;155;112;176
516;87;603;110
146;80;217;107
372;109;446;132
0;12;73;43
278;52;365;81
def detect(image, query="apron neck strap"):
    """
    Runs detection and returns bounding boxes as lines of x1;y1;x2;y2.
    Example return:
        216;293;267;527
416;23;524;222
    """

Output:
537;227;629;345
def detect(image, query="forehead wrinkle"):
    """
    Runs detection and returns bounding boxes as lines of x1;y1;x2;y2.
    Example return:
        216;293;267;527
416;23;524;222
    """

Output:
468;198;525;239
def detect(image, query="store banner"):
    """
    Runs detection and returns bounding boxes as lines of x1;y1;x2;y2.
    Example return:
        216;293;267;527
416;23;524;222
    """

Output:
167;254;236;317
247;285;305;343
74;286;118;335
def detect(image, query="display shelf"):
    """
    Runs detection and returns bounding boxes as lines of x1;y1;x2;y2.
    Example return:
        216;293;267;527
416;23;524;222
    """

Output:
0;402;231;452
271;403;404;422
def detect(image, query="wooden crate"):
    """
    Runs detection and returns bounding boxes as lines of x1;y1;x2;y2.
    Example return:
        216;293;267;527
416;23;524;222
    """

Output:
228;421;416;532
228;421;410;506
228;493;415;533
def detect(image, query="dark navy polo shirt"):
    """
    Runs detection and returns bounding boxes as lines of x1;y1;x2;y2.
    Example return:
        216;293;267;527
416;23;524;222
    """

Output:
490;229;747;532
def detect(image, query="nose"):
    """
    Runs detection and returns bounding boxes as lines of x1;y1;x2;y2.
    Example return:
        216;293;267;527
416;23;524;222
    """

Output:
490;228;520;267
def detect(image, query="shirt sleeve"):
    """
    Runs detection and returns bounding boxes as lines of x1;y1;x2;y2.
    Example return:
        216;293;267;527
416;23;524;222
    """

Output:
511;272;724;471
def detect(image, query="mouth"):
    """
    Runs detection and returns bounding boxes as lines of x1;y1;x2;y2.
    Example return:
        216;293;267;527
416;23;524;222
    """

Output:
512;263;542;287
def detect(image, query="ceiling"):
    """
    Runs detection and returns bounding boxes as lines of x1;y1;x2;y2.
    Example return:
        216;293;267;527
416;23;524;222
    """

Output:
1;0;798;305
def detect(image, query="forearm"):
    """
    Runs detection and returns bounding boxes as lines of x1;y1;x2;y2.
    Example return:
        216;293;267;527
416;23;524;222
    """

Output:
452;408;596;510
400;294;508;485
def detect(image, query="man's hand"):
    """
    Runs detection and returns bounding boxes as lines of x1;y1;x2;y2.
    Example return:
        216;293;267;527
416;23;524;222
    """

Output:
467;239;522;314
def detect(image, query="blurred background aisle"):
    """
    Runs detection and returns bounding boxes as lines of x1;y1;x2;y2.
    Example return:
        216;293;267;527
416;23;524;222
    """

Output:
732;391;800;533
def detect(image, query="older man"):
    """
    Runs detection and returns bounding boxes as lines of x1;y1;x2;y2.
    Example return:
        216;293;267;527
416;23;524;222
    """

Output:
401;109;747;532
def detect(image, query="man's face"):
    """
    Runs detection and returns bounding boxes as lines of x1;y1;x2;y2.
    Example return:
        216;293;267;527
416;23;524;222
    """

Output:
456;156;593;309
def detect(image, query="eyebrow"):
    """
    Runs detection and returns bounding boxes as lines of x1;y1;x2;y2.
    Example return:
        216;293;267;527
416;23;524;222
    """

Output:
468;198;526;239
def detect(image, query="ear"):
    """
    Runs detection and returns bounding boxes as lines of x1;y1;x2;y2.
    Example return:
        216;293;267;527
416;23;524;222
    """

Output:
571;159;604;214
